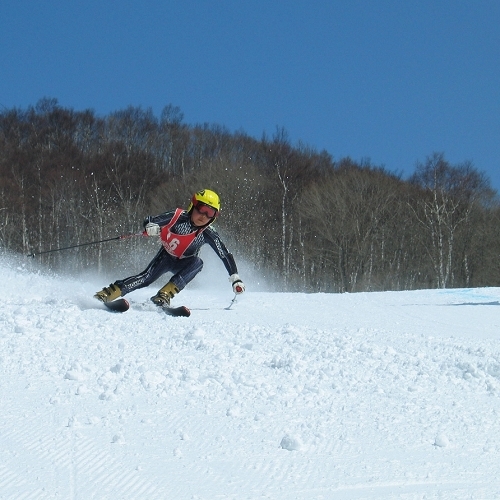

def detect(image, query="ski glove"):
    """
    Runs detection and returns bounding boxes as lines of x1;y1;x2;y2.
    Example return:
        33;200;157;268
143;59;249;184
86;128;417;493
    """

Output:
229;274;245;294
145;222;161;237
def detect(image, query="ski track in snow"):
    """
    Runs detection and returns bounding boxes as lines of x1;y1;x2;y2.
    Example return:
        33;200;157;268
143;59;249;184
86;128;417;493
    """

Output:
1;255;500;499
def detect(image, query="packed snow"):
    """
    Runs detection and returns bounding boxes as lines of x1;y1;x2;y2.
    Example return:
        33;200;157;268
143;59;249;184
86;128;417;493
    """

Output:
1;251;500;499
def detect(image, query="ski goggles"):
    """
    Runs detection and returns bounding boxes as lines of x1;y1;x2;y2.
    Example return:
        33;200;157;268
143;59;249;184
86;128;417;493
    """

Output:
193;202;217;218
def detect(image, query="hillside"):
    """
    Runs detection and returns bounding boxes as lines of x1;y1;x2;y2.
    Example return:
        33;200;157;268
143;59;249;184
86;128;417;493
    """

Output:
1;253;500;499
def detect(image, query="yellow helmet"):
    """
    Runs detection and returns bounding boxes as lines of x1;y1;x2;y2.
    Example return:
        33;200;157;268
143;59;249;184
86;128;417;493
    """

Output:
187;189;221;218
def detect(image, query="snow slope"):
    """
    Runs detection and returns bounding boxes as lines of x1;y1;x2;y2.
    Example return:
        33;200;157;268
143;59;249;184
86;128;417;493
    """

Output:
1;254;500;499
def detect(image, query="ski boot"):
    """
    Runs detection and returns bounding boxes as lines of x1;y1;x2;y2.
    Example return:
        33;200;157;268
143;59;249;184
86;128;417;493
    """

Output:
94;283;122;303
151;282;179;308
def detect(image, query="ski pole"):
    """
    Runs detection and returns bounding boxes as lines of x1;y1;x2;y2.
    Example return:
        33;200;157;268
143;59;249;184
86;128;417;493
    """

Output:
225;293;238;310
27;231;145;258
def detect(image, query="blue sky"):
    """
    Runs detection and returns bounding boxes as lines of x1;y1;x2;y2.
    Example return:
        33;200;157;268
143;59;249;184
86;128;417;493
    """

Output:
1;1;499;192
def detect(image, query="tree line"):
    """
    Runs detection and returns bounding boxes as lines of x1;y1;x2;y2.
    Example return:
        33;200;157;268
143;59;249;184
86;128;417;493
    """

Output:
1;98;499;291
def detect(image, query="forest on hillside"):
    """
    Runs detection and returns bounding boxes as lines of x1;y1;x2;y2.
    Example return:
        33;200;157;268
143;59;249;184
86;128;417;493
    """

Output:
1;98;499;292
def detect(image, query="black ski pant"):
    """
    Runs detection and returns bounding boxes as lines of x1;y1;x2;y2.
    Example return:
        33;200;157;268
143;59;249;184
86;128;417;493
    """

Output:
115;247;203;296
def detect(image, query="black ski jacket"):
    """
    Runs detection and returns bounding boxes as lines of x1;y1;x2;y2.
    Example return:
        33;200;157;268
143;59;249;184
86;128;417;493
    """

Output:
144;210;238;276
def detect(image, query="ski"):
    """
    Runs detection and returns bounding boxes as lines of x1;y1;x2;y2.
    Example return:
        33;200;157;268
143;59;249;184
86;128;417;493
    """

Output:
160;305;191;317
102;298;130;313
97;297;189;316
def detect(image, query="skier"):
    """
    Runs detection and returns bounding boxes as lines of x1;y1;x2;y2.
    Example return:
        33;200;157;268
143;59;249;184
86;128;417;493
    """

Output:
94;189;245;308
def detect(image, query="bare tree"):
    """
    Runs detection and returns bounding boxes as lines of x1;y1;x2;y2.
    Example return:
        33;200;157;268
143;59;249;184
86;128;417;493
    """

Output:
409;153;492;288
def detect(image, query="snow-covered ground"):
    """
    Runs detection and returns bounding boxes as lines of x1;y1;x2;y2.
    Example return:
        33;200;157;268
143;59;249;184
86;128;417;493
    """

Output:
1;252;500;499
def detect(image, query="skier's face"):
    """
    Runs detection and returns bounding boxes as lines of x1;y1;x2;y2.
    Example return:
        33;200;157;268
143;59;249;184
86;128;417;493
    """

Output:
191;206;213;226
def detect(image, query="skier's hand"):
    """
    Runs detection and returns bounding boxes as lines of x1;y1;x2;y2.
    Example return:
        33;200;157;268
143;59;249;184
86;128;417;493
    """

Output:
145;222;161;237
229;274;245;294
